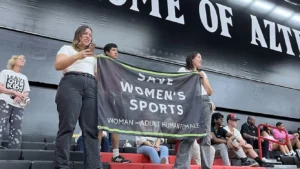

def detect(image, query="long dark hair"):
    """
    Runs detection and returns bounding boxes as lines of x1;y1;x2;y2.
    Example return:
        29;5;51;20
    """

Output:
72;25;93;51
263;124;271;135
211;112;223;127
185;52;200;71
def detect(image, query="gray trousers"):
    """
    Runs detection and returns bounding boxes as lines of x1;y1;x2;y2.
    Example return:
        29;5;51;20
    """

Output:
0;100;24;149
213;143;246;166
174;95;213;169
54;73;102;169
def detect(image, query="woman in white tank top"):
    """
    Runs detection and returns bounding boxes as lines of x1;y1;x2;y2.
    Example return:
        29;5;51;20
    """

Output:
261;123;291;156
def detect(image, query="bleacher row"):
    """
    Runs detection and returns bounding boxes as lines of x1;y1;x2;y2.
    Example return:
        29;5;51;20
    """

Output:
0;134;299;169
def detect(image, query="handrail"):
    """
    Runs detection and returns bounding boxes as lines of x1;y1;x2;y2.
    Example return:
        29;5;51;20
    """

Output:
257;124;289;159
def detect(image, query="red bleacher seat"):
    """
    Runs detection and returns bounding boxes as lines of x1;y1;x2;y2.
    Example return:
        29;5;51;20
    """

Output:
213;158;224;165
110;163;143;169
213;166;224;169
168;155;176;164
143;164;173;169
101;152;151;163
100;153;267;169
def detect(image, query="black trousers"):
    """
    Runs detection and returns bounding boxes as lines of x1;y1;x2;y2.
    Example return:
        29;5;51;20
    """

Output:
54;72;102;169
246;138;269;158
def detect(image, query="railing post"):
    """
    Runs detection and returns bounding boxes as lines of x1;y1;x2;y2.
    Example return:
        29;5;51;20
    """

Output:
258;124;263;159
257;124;289;160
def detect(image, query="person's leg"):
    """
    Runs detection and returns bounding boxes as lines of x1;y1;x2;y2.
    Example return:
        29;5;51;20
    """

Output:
159;145;169;164
243;147;272;167
98;130;102;152
111;133;120;156
283;145;290;154
199;96;213;169
137;146;160;164
79;77;102;169
191;140;201;165
261;140;270;158
174;139;194;169
291;139;300;149
7;106;24;149
200;126;213;169
213;144;230;166
231;147;255;166
54;76;84;169
77;136;84;152
108;133;112;146
287;140;294;151
275;144;288;155
101;135;110;152
210;146;215;164
110;133;131;162
243;147;259;159
0;100;12;145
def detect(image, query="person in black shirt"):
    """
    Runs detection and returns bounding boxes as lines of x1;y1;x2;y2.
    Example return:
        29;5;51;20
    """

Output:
211;112;253;166
240;116;269;158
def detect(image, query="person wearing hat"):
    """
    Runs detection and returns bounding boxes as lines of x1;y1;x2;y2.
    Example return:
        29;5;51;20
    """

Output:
211;112;253;166
223;114;274;167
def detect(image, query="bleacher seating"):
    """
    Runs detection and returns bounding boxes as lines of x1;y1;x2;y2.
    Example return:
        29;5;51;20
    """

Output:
0;134;299;169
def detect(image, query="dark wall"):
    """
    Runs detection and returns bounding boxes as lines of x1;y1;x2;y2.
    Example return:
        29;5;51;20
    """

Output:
1;0;300;89
0;0;299;135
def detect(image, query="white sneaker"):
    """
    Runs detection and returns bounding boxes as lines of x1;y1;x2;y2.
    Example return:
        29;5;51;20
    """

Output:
262;157;274;163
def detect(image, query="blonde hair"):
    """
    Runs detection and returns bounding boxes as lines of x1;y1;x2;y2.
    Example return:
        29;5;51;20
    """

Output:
72;25;93;51
7;55;25;70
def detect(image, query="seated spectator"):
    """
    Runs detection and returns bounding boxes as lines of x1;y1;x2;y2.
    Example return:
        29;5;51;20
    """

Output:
77;130;110;152
273;122;300;156
240;116;269;158
261;123;291;156
136;136;168;164
211;112;252;166
224;114;274;167
99;131;110;152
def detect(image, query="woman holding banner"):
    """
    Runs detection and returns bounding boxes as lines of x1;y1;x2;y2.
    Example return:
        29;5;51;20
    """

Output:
54;25;102;169
175;52;213;169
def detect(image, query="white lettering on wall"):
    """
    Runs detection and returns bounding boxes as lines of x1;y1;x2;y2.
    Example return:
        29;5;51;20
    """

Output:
199;0;218;33
278;24;294;56
199;0;233;38
166;0;185;24
292;29;300;57
109;0;126;6
130;0;162;18
216;3;233;38
250;15;268;48
264;20;282;52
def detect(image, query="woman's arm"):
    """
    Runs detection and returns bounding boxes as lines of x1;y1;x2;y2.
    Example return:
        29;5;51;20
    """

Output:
199;71;212;96
55;54;81;71
136;136;153;146
155;138;161;147
0;83;16;95
55;48;93;71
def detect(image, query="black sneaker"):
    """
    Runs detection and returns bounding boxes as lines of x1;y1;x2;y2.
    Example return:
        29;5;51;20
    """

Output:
260;162;274;168
241;160;259;167
111;155;131;163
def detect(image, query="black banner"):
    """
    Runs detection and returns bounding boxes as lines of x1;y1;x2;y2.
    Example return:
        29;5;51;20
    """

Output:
97;55;207;138
1;0;300;89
